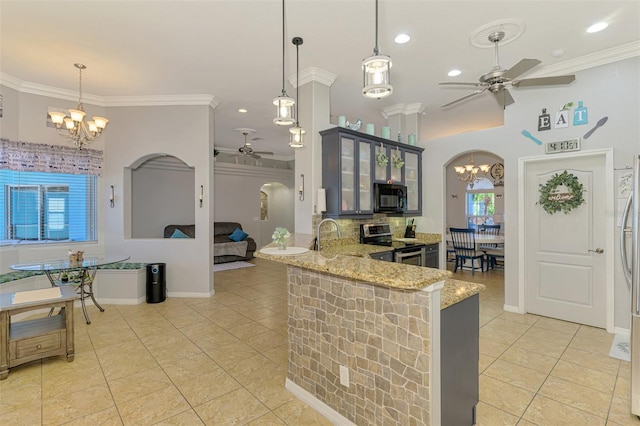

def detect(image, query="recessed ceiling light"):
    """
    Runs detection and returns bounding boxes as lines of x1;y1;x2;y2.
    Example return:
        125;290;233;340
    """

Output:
394;34;411;44
448;69;462;77
586;22;608;33
238;108;248;113
551;49;565;58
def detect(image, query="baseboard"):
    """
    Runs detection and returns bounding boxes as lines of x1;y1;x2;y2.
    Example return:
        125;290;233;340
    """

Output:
614;327;630;336
503;304;523;314
285;379;356;426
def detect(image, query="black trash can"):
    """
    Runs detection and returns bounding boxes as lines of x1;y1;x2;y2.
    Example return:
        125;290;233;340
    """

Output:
146;263;166;303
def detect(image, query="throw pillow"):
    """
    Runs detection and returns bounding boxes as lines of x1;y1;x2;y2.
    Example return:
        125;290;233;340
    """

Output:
229;227;248;242
170;228;190;239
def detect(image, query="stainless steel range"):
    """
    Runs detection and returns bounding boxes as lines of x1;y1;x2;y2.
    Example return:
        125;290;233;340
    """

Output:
360;223;426;267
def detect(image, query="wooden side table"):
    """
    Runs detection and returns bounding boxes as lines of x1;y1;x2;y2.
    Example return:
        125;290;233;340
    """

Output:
0;286;78;380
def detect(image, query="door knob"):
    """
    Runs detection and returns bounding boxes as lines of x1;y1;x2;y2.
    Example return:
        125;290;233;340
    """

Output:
588;248;604;254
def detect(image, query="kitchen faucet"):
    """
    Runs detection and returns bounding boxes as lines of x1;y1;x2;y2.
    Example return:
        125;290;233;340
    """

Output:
316;218;342;251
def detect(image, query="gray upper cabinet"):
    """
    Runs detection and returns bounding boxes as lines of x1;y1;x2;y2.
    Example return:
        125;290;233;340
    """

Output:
321;127;423;218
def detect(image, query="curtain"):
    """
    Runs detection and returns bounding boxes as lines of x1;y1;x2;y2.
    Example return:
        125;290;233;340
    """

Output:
0;138;103;176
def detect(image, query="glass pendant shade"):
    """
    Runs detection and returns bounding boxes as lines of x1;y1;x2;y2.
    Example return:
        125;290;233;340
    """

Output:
362;54;393;98
289;126;305;148
273;95;296;125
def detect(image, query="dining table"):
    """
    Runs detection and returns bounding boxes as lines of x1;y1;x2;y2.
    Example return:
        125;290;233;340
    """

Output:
10;255;129;324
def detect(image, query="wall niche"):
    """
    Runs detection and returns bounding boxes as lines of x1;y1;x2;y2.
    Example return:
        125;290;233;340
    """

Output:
128;154;195;239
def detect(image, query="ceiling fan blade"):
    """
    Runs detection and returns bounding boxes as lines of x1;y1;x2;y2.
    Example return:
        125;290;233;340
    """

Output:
439;82;484;87
441;89;486;108
493;88;515;108
502;58;541;80
512;75;576;87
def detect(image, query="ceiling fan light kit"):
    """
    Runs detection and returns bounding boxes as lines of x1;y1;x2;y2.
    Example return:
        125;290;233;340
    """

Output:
273;0;295;126
362;0;392;99
234;128;274;159
440;30;576;109
48;63;108;149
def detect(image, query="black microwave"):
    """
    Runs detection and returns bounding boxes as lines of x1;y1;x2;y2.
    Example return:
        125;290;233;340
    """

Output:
374;183;407;214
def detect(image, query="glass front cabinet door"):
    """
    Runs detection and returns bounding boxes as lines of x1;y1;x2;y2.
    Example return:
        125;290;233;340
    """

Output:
403;150;422;214
334;135;373;215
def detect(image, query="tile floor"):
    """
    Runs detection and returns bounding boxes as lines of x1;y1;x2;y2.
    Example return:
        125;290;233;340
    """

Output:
1;258;639;425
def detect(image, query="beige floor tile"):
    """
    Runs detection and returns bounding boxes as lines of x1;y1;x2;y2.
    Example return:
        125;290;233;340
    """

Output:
483;359;547;393
42;383;114;425
479;337;510;357
159;352;221;381
499;346;558;374
42;361;107;398
498;311;540;326
513;333;569;358
88;326;139;349
147;339;204;364
485;317;532;334
479;353;496;373
550;360;616;394
204;339;261;368
64;406;123;425
272;398;333;425
262;344;289;365
517;420;538;426
118;385;191;425
475;401;519;425
173;367;242;406
538;376;611;418
614;377;631;401
522;395;605;425
620;361;631;379
245;330;288;352
0;401;42;425
227;321;274;340
154;409;205;425
569;334;613;357
560;347;620;375
575;325;615;344
0;381;41;412
533;316;580;335
108;366;173;405
225;354;284;385
247;412;287;425
523;326;574;346
480;324;527;346
479;375;535;417
607;396;640;426
0;361;42;391
195;387;270;425
244;375;295;410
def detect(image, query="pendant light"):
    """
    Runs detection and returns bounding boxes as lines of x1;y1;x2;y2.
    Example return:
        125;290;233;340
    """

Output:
362;0;393;99
289;37;305;148
273;0;295;125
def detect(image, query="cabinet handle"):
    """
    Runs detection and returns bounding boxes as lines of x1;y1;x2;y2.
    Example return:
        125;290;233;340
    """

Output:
36;344;42;349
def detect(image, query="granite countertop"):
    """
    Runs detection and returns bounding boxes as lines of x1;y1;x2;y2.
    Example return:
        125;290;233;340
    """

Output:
256;233;482;307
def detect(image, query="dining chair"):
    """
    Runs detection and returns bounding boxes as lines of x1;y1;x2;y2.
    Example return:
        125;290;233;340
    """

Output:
478;224;503;270
449;227;484;275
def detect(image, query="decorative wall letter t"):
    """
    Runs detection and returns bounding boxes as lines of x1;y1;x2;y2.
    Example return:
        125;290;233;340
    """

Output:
573;101;589;126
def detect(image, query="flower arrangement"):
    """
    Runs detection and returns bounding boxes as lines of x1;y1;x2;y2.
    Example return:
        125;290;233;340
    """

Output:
392;152;404;169
68;250;84;262
272;227;291;249
376;146;388;167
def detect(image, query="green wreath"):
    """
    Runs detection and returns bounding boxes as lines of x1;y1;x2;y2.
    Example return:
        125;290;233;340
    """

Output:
538;170;585;214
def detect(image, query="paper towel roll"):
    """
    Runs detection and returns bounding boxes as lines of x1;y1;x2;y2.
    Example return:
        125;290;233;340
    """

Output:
317;188;327;213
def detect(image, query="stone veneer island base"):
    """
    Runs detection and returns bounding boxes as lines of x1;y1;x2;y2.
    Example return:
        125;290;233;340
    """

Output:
256;234;483;425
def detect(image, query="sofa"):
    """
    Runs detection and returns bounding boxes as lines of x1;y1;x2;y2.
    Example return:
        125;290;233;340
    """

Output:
213;222;256;264
163;222;256;264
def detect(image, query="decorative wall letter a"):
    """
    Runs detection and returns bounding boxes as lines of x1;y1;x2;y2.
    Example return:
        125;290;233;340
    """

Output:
555;110;569;128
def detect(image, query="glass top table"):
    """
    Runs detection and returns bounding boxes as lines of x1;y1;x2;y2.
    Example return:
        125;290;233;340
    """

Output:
10;255;129;324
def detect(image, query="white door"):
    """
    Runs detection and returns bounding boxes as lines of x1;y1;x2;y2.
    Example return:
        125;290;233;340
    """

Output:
524;152;608;328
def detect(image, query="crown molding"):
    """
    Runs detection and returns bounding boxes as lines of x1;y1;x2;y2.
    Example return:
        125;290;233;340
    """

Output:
0;72;219;108
380;103;426;119
289;67;337;88
213;161;294;179
523;40;640;78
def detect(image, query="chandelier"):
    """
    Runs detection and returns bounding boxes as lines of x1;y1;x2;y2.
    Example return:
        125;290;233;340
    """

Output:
273;0;295;125
289;37;305;148
454;154;490;189
48;64;108;149
362;0;392;99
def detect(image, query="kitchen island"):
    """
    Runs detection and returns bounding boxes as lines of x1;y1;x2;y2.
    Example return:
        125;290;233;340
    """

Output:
256;234;483;425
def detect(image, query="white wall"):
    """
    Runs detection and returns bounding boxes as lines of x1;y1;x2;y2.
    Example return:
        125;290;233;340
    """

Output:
102;105;213;297
131;163;195;238
260;183;295;248
214;162;293;248
423;57;640;329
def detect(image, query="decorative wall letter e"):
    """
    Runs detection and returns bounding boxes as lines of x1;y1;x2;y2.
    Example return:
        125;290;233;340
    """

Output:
538;108;551;131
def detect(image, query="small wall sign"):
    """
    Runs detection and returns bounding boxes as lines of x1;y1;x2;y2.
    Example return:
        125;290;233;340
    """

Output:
546;138;581;154
538;108;551;131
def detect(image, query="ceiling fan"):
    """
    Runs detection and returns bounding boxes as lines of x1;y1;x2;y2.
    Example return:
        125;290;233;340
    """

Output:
234;128;273;159
439;31;576;108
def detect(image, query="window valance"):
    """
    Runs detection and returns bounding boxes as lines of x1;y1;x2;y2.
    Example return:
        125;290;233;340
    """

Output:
0;138;103;176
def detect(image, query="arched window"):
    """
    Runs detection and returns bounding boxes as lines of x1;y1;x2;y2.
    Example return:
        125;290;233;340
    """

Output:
260;190;268;220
